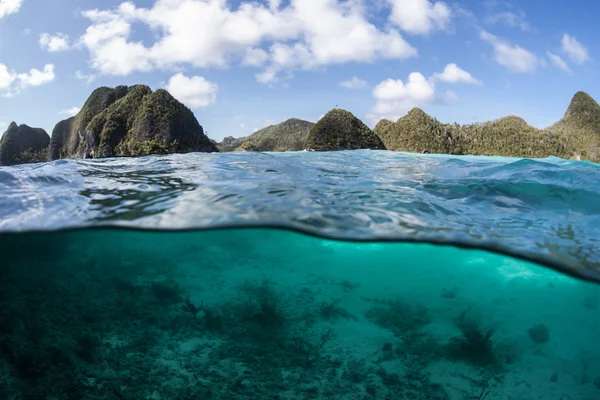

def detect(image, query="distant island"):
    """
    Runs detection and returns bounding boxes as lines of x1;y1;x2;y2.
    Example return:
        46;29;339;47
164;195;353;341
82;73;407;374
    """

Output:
1;87;599;166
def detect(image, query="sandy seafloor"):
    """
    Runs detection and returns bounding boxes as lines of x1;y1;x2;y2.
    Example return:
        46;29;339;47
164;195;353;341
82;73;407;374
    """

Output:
1;228;599;399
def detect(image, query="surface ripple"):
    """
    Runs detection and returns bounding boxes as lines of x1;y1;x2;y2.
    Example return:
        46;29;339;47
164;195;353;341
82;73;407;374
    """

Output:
0;150;599;282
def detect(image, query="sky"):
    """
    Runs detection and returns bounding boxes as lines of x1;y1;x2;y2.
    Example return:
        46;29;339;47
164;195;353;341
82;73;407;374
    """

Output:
0;0;598;142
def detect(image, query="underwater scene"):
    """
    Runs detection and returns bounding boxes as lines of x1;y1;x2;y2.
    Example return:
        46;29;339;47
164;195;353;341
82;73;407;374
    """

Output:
1;151;600;399
1;228;600;399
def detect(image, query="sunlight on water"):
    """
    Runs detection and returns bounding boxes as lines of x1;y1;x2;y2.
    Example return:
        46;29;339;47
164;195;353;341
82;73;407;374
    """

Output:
1;228;599;399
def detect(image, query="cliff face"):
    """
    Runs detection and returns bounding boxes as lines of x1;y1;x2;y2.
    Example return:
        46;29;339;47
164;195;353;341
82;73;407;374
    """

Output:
0;122;50;166
49;85;217;160
306;109;386;151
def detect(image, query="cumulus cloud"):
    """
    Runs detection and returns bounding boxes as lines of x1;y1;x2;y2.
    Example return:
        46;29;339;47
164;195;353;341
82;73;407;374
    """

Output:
367;72;436;123
547;52;572;74
432;63;481;84
0;0;22;19
561;34;589;64
165;73;218;108
39;33;71;52
17;64;56;87
79;0;417;82
0;63;55;96
243;47;269;67
0;64;16;91
59;107;81;116
388;0;451;35
480;31;538;73
339;76;367;89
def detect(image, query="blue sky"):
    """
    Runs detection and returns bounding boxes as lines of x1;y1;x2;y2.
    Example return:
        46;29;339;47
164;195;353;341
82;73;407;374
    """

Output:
0;0;598;141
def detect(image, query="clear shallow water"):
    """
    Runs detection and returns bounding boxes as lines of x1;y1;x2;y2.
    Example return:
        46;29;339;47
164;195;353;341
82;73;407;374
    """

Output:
1;229;600;399
1;151;600;398
0;151;599;281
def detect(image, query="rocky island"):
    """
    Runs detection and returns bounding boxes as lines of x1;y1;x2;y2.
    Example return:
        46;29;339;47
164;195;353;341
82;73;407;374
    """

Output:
217;118;314;152
50;85;217;160
0;123;50;166
1;89;600;165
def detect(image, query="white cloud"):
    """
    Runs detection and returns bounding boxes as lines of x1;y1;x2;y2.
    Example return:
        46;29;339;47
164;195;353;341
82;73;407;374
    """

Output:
75;70;96;85
561;34;589;64
0;63;55;96
17;64;56;87
445;90;459;103
0;0;22;19
339;76;367;89
39;33;71;52
485;10;530;31
79;0;417;82
480;31;538;73
165;72;217;108
432;63;481;84
243;47;269;66
387;0;451;35
547;51;572;74
0;64;17;91
367;72;436;123
59;107;81;117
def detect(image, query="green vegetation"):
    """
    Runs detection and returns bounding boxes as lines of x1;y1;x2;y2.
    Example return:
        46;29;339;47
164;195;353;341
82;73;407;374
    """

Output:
376;108;452;153
217;118;315;152
49;85;217;160
306;108;386;151
0;122;50;166
375;91;600;162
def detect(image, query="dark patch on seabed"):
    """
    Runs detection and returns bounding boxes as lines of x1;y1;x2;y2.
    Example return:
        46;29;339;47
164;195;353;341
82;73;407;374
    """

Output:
1;228;600;400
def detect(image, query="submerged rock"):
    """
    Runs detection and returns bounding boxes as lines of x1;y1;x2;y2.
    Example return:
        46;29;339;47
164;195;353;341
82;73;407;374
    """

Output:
0;122;50;166
305;108;386;151
49;85;217;160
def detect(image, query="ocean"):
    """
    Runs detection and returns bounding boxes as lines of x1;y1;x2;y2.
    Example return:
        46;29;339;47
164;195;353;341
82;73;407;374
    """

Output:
0;150;599;399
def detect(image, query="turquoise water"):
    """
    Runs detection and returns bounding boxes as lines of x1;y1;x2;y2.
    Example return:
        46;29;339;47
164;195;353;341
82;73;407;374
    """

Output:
1;229;600;399
1;151;600;398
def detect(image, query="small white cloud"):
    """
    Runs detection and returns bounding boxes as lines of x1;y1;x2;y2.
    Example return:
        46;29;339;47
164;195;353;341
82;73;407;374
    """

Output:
243;48;269;67
0;64;17;91
0;0;22;19
561;34;589;64
0;63;55;96
40;33;71;52
546;52;572;74
59;107;81;117
17;64;56;87
388;0;451;35
23;28;31;35
165;73;217;108
255;69;278;84
367;72;436;123
339;76;367;89
485;11;530;31
480;31;538;73
445;90;459;103
75;70;96;85
432;63;481;84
